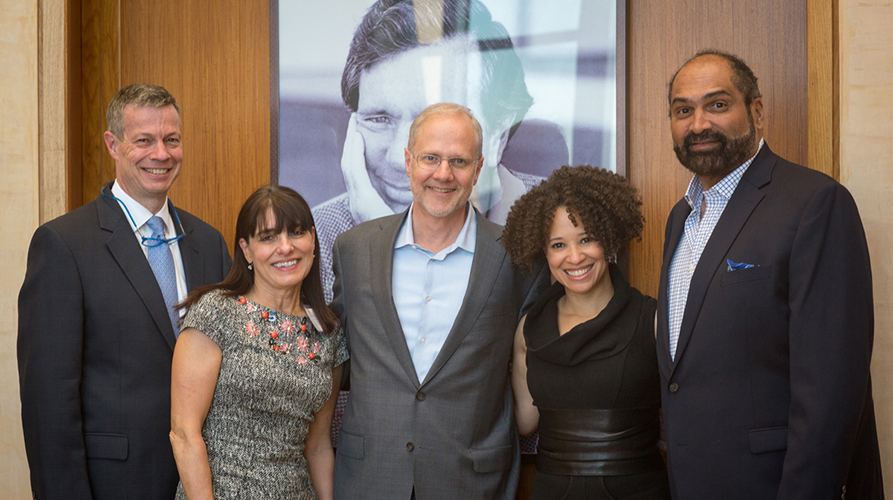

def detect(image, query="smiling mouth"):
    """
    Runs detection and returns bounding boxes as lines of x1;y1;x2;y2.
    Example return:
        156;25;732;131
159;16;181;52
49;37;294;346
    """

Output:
428;186;455;194
273;260;298;268
565;265;593;277
144;168;169;175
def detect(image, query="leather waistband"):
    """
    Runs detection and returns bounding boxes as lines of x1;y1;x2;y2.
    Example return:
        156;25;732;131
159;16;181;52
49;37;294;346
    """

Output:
536;407;664;476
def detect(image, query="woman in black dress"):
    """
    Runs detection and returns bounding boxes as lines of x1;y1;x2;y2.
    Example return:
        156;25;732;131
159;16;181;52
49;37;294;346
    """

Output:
503;166;670;499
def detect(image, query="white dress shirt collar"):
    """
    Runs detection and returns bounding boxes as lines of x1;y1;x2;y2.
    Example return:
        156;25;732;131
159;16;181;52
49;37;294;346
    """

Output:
111;180;176;238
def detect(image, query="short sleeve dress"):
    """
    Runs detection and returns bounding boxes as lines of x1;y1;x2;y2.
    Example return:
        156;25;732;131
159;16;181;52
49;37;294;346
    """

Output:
174;290;349;500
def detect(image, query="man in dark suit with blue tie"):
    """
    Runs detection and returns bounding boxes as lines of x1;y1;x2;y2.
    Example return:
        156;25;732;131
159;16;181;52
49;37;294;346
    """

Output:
18;84;232;500
656;50;883;499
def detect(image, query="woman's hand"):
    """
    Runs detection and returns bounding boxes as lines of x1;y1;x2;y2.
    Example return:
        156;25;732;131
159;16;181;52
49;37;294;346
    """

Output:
304;363;344;500
511;315;539;436
170;327;222;500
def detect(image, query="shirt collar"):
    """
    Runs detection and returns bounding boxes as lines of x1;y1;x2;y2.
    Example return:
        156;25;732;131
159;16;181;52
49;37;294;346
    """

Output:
111;180;175;236
395;202;477;255
684;138;764;210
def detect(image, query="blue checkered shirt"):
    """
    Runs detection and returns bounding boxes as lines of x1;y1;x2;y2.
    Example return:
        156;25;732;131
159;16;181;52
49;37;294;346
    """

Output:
667;139;763;360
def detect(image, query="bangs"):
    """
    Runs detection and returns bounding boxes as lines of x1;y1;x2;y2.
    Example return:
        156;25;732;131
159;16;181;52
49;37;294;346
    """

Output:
247;192;314;238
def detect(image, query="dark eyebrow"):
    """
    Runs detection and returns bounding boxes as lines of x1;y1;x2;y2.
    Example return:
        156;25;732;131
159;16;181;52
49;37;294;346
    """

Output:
356;108;393;116
671;89;734;107
255;228;278;237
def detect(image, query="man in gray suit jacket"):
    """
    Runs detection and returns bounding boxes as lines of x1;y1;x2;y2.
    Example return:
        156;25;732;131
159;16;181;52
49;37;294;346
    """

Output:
331;103;544;499
18;84;232;500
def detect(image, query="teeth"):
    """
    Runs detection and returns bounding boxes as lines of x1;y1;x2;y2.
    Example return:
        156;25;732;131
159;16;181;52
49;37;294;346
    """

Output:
273;260;297;268
566;265;592;277
431;187;453;193
145;168;167;174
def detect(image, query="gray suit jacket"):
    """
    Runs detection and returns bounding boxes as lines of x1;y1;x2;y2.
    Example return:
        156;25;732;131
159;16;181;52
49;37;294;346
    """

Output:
331;209;545;499
18;183;232;500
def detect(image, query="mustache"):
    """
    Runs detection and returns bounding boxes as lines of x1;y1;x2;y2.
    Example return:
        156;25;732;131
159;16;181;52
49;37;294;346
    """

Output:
682;129;728;149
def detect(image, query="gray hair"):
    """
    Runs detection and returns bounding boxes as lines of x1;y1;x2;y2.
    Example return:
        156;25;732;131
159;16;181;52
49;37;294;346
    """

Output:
106;83;180;138
408;103;483;159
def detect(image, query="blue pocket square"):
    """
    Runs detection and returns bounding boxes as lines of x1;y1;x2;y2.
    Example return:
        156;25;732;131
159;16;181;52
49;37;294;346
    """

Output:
727;259;756;271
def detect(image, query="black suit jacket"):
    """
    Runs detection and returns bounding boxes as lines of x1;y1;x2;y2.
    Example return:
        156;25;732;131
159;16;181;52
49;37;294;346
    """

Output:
17;183;232;500
656;146;883;499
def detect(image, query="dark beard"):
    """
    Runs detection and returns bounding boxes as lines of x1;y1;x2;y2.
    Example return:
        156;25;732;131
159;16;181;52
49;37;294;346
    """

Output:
673;115;757;178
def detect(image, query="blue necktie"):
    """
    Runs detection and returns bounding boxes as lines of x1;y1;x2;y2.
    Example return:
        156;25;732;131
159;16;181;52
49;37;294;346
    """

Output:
146;216;180;337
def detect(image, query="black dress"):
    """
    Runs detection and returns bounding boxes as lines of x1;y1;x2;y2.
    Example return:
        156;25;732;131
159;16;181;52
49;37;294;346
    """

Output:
525;264;670;499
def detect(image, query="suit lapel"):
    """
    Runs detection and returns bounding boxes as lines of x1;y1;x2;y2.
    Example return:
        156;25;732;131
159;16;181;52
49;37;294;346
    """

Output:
368;212;420;388
173;201;202;290
669;148;775;376
657;200;690;379
98;186;177;350
422;212;505;387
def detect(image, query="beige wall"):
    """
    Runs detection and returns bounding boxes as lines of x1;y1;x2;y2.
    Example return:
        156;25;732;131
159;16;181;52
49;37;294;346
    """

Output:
1;0;38;498
840;0;893;494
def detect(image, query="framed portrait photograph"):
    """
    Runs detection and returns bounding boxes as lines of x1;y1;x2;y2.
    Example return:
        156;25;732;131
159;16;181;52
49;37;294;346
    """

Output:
272;0;626;302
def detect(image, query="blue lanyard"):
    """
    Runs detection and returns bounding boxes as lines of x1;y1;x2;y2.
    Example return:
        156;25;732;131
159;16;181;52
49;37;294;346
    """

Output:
101;189;186;248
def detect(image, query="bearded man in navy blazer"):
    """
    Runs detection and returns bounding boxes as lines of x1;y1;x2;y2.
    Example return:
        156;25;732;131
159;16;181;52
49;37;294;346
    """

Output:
657;50;883;499
18;84;231;500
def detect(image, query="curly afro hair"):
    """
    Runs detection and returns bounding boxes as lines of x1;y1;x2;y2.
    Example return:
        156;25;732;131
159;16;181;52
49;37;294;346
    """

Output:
502;165;644;270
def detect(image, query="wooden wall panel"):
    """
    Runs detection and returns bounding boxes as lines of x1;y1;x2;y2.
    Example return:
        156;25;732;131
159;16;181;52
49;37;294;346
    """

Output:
80;0;119;205
626;0;809;296
82;0;270;250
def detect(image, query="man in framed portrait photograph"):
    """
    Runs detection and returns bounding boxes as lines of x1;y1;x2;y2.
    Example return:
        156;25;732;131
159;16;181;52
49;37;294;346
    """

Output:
311;0;551;300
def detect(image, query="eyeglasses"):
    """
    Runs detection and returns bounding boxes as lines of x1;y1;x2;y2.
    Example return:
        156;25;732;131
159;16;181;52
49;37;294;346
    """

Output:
410;152;480;172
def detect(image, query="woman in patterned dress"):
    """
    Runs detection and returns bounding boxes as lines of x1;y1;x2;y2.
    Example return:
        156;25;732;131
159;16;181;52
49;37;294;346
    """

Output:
170;185;348;500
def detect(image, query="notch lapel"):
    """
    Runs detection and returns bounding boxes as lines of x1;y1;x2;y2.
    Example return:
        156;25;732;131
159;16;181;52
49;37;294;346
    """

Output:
98;189;177;350
368;212;420;388
422;213;505;387
172;200;203;290
668;150;775;377
657;200;690;379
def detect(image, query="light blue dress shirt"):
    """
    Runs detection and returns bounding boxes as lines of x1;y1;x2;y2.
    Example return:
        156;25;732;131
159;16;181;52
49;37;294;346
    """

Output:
667;139;764;360
392;203;477;383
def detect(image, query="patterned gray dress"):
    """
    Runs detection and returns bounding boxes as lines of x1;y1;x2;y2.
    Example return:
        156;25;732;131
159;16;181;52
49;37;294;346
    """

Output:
175;290;348;500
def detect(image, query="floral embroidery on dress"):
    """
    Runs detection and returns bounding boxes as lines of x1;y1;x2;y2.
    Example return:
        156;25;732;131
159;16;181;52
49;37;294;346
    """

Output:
296;336;310;352
280;319;295;335
245;322;259;337
237;296;319;364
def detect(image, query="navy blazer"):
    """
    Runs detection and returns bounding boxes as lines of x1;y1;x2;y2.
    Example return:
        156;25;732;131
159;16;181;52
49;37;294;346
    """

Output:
18;183;232;500
656;145;883;499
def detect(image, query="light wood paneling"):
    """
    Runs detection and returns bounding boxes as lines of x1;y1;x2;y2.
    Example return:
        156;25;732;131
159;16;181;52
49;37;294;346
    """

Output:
807;0;838;179
80;0;119;204
83;0;272;249
626;0;809;296
39;0;68;222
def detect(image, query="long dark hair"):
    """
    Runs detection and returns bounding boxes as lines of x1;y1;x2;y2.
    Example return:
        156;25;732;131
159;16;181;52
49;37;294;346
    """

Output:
179;185;337;333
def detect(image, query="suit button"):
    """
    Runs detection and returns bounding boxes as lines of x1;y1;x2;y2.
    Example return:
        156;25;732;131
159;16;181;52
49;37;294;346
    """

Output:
416;392;426;401
406;442;414;452
669;382;679;393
